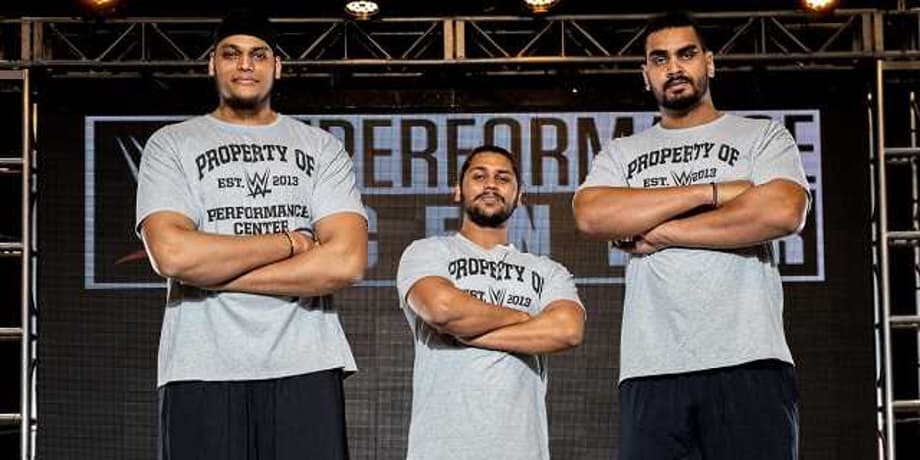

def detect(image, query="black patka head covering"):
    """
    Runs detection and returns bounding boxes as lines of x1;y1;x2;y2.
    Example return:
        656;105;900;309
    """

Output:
214;8;277;50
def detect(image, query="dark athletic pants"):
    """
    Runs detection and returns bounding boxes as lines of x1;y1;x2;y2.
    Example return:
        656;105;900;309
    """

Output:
619;359;799;460
158;369;349;460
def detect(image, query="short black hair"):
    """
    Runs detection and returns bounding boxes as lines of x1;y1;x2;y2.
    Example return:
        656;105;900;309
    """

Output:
644;11;707;52
458;145;521;188
214;8;277;51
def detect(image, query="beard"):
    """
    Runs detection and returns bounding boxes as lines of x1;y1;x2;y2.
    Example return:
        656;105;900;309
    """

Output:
656;74;708;111
463;193;516;228
224;94;265;111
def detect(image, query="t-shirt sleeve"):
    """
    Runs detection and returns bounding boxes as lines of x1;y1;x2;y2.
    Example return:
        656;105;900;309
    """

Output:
311;131;367;223
135;129;200;238
396;239;452;307
751;121;809;190
579;139;629;189
539;261;584;315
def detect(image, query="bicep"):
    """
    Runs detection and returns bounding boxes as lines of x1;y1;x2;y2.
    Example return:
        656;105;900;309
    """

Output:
313;212;368;247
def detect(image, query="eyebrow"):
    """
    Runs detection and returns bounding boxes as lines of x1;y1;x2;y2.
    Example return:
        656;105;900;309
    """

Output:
647;44;701;58
470;167;515;179
218;44;271;53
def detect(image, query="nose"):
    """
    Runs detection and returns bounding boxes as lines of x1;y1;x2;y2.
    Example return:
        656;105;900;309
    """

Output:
237;54;254;71
665;56;684;76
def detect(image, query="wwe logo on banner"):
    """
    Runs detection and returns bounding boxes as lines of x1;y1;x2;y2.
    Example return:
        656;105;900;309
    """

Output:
488;287;507;306
111;135;149;267
115;135;144;182
245;169;272;198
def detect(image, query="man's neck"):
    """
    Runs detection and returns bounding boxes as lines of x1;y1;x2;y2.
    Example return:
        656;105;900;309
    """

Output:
459;221;509;250
659;99;721;130
212;103;277;126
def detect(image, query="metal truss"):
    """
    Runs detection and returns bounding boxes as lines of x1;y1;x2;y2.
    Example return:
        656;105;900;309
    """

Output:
0;9;918;76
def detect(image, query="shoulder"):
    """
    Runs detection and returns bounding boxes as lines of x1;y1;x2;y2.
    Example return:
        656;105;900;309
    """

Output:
601;123;662;154
279;116;350;160
723;113;779;133
146;116;205;143
515;249;572;277
146;116;219;148
280;116;341;142
401;235;453;259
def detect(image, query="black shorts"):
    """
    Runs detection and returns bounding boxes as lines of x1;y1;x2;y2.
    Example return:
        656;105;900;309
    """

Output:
158;368;349;460
619;359;799;460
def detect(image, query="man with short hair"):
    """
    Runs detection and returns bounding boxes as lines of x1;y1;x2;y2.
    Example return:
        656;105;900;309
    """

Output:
397;145;586;460
136;9;367;460
574;11;809;460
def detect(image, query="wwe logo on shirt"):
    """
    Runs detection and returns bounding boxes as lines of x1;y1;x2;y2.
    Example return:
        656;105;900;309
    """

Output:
488;286;507;306
670;170;695;187
245;169;272;198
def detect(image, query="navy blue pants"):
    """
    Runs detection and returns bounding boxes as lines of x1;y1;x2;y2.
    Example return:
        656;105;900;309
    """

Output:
619;360;799;460
158;369;349;460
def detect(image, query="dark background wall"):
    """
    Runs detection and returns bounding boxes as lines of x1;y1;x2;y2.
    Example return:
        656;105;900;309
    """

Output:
31;67;878;459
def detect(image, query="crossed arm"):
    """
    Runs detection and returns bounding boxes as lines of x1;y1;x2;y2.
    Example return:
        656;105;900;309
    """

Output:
572;178;808;253
406;276;584;354
140;211;368;297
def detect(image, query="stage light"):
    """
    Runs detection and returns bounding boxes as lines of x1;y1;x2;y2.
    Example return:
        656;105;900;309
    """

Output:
802;0;837;13
82;0;118;10
78;0;122;18
523;0;561;14
345;1;380;20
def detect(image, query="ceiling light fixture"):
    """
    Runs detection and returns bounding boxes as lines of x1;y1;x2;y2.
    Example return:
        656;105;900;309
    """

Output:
345;1;380;20
802;0;838;13
522;0;561;14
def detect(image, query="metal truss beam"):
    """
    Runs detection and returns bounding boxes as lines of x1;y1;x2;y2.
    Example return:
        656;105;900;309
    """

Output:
0;9;918;76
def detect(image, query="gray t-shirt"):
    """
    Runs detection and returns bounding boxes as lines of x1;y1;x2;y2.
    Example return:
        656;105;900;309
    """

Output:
396;233;582;460
135;114;366;387
580;113;809;382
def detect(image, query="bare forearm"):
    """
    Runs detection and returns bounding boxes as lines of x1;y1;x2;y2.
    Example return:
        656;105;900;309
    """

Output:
144;226;293;286
214;240;366;297
574;184;711;240
428;290;531;338
462;304;584;354
651;179;808;250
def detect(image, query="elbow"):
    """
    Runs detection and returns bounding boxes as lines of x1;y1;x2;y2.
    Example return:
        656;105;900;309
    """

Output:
327;250;367;290
425;300;455;332
572;201;607;240
421;291;461;333
146;242;192;280
573;193;630;241
560;320;585;349
763;181;809;238
766;201;808;238
574;213;601;239
548;308;585;351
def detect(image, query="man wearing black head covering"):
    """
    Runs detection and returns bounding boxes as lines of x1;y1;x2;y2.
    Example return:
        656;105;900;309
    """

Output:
135;9;368;459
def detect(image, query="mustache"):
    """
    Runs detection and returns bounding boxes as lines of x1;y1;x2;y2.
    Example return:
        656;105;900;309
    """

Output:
665;76;692;88
474;191;505;203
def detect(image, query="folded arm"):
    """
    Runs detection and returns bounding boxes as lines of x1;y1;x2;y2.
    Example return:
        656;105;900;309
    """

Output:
459;300;585;355
140;210;310;287
573;181;752;241
630;179;809;253
406;276;531;338
212;213;368;297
